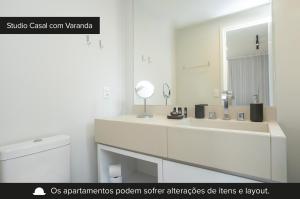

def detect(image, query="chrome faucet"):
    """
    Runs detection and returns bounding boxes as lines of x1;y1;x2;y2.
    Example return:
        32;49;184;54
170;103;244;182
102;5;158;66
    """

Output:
221;91;233;120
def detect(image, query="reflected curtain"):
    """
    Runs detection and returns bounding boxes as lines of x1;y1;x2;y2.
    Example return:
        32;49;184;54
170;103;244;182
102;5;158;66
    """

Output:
228;54;269;106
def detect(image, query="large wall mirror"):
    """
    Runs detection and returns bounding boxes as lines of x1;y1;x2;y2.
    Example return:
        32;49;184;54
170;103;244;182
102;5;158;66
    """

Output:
133;0;273;106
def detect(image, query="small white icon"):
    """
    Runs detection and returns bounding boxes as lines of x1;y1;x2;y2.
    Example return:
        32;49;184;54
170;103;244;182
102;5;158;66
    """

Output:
33;187;46;196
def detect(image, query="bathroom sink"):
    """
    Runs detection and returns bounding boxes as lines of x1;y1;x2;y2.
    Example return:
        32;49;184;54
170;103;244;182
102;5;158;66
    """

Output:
178;118;269;133
97;115;269;133
95;115;287;182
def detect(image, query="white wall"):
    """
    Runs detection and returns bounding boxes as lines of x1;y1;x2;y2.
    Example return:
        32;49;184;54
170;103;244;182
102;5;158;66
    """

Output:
0;0;131;182
227;23;268;58
175;4;271;106
134;0;175;105
273;0;300;182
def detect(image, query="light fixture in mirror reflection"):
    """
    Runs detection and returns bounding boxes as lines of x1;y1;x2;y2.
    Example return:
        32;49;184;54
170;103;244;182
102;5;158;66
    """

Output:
135;81;155;118
133;0;273;107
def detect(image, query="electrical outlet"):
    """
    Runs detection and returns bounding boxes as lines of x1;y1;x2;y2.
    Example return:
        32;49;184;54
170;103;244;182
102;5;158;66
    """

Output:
103;87;111;99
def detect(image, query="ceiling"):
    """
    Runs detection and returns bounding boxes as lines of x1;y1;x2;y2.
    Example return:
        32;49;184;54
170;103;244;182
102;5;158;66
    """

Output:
136;0;271;28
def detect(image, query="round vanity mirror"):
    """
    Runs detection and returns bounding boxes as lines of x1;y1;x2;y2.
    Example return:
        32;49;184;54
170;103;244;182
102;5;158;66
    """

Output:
135;81;154;99
135;81;155;118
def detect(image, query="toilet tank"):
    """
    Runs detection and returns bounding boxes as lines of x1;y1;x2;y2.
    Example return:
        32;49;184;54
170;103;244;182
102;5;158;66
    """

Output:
0;135;71;183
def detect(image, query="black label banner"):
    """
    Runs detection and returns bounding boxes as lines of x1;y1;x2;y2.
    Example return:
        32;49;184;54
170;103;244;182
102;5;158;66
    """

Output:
0;183;298;199
0;17;100;34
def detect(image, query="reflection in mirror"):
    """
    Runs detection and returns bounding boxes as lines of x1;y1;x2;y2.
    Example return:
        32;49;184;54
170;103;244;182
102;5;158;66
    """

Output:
134;0;272;106
229;24;269;105
163;83;171;106
222;21;272;106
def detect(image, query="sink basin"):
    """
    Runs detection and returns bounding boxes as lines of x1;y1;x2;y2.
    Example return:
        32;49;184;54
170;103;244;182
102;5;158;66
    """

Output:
95;114;287;182
178;118;269;133
100;115;270;133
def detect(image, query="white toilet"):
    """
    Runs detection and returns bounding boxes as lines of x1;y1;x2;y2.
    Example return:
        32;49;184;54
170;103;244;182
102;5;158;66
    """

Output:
0;135;71;183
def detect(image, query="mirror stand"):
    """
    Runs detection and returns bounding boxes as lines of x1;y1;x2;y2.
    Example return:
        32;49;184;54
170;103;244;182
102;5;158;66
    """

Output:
137;99;153;118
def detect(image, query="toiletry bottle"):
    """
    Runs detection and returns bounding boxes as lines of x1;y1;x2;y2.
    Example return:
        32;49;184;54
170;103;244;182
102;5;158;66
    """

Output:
184;107;187;118
250;95;263;122
171;107;177;116
195;104;208;119
178;107;182;115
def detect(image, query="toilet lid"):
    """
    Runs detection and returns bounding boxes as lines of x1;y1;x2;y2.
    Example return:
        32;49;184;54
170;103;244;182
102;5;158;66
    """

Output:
0;135;70;161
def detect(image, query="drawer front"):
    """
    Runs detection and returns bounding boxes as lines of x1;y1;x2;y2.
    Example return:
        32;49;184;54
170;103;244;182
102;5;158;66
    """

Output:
163;160;258;183
95;120;168;157
167;127;271;180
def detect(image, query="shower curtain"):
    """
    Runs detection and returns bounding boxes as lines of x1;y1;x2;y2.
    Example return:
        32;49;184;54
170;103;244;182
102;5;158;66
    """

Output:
228;54;269;106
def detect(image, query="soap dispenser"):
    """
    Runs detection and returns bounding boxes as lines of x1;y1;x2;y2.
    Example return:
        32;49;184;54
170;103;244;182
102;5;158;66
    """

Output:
250;94;263;122
195;104;208;119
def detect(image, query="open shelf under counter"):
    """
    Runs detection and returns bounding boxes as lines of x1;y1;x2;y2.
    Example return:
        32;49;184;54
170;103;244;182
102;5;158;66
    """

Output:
97;144;162;183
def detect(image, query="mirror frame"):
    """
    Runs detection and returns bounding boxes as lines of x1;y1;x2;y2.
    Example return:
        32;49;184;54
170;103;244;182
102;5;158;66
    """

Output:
220;17;274;106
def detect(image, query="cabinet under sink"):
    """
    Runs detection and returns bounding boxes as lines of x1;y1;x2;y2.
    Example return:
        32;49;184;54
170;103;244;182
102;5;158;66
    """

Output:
98;144;259;183
95;115;287;182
